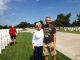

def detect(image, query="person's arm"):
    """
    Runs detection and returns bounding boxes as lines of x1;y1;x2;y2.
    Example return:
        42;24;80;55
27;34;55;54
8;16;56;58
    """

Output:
9;28;11;35
15;28;17;35
53;33;56;49
32;31;36;50
52;27;56;49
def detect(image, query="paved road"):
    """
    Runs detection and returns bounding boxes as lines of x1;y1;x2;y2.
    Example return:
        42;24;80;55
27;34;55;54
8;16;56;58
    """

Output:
27;28;80;60
56;32;80;60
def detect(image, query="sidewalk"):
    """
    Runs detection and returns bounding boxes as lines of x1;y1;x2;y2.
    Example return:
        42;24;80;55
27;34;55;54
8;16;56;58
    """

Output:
56;32;80;60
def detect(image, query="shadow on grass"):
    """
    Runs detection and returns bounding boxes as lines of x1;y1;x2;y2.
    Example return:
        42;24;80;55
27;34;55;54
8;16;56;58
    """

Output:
30;51;71;60
30;55;34;60
30;55;45;60
9;42;18;46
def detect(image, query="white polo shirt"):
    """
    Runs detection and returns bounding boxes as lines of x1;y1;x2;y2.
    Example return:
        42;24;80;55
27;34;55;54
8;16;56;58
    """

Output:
32;29;44;47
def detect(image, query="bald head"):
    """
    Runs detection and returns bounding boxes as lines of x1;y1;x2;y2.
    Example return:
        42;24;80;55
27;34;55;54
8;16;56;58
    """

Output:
45;16;52;24
11;25;14;28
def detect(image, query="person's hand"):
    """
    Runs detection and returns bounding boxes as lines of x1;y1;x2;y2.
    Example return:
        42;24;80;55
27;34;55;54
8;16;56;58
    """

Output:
32;45;35;50
15;32;17;36
53;43;56;49
54;44;56;49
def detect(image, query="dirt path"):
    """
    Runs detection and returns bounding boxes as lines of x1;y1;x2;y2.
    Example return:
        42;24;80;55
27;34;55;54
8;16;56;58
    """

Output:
56;32;80;60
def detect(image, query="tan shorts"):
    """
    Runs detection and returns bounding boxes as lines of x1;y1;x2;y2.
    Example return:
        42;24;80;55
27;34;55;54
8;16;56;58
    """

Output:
43;42;56;56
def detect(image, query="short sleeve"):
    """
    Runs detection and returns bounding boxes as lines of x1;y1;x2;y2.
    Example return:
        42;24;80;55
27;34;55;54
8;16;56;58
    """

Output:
52;26;56;34
32;31;36;44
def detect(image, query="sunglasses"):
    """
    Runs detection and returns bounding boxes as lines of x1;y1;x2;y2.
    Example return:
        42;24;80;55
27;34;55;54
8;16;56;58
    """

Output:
36;25;41;27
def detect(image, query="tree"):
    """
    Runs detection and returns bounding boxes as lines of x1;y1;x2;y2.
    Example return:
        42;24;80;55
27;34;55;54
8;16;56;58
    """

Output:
16;21;28;29
0;25;2;29
27;23;35;27
64;13;71;26
76;14;80;26
3;25;9;29
55;13;71;27
55;14;64;27
34;22;37;27
52;21;56;26
72;20;77;26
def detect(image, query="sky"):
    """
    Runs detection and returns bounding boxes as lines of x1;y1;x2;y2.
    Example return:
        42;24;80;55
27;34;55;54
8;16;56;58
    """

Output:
0;0;80;25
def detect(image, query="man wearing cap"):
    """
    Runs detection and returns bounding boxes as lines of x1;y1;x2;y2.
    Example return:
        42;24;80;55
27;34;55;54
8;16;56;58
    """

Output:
43;17;56;60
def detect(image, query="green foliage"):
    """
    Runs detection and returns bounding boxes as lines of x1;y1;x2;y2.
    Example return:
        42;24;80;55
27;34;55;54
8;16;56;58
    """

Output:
0;25;9;29
0;13;80;27
76;14;80;26
0;25;2;29
55;13;71;27
16;22;28;29
72;20;77;26
72;14;80;26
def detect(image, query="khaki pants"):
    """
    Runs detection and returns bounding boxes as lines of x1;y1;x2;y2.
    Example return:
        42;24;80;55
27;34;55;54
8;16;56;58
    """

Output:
43;42;56;56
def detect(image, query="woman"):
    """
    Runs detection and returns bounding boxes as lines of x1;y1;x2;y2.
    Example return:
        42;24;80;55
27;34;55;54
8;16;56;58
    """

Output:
32;22;44;60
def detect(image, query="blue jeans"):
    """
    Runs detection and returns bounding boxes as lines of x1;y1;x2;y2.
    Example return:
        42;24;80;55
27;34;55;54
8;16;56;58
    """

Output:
34;46;43;60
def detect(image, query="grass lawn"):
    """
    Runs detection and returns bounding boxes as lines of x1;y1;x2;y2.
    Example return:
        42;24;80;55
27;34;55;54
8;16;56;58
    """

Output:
0;32;71;60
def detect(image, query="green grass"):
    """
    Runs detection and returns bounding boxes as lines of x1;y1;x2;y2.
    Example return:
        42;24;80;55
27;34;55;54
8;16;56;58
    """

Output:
0;32;71;60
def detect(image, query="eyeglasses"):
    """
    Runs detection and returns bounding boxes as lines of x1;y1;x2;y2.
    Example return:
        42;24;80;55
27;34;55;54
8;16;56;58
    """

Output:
36;25;41;27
